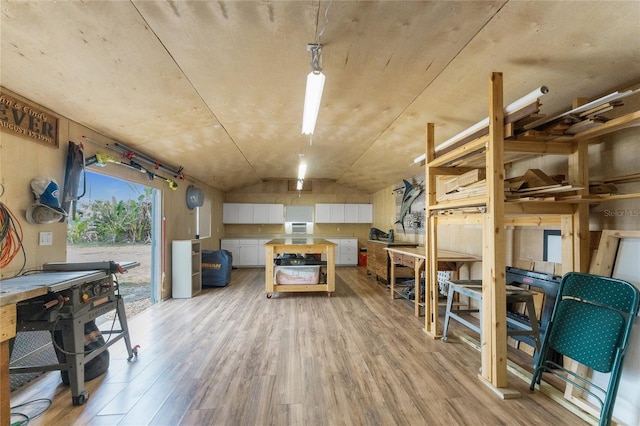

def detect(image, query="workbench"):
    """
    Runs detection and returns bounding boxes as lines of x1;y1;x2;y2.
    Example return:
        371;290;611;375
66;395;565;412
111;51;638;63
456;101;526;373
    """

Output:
0;261;138;420
385;246;481;319
365;240;417;283
264;238;336;297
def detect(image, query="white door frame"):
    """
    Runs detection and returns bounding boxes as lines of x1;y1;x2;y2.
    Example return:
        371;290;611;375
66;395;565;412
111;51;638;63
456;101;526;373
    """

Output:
150;189;162;304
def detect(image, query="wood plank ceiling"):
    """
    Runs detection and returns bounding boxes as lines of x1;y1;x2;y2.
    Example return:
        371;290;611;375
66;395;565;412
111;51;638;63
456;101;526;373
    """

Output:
2;1;639;193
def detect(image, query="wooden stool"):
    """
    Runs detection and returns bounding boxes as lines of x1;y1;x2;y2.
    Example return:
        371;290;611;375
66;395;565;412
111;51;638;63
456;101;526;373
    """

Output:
442;280;541;353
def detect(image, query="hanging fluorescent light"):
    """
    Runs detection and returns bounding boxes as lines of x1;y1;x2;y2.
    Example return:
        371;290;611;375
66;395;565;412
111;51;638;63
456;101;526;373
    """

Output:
302;44;325;135
296;179;304;191
298;162;307;180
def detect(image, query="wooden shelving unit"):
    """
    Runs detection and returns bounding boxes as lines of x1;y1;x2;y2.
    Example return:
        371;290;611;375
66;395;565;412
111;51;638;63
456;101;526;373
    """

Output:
423;72;640;397
172;239;202;298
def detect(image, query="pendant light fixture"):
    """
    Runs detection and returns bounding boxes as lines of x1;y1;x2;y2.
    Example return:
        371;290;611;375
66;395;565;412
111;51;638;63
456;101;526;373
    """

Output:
302;43;325;135
296;155;306;191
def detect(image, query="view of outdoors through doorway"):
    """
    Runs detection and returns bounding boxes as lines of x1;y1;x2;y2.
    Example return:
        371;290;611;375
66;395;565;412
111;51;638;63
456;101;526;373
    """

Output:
66;170;160;325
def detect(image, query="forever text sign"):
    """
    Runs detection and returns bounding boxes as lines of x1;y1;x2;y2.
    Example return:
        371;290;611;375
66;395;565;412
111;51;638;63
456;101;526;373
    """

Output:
0;91;58;148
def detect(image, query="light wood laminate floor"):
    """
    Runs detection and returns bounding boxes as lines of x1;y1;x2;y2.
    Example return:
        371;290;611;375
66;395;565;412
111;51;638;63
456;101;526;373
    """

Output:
10;267;587;425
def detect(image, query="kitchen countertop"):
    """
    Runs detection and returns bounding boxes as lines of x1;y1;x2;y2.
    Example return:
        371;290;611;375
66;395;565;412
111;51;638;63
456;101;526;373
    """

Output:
223;234;357;239
264;238;337;246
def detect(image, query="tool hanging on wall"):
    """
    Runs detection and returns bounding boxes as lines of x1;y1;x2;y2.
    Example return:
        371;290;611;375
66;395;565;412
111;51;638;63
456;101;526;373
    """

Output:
82;135;184;181
113;141;184;180
26;177;68;224
62;141;86;220
85;152;178;190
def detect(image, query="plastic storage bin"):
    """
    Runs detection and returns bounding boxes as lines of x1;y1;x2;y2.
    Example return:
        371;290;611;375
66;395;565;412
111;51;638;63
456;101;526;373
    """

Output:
202;250;233;287
275;265;320;285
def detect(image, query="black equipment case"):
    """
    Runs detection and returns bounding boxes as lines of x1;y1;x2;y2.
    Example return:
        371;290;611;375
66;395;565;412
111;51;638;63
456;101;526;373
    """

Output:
202;250;233;287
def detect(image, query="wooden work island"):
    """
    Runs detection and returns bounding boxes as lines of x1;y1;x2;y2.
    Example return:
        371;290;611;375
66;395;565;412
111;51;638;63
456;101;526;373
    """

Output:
264;238;336;297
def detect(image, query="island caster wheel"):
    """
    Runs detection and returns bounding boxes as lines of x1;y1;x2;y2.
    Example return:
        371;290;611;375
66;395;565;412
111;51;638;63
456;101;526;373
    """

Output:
72;391;89;406
266;293;272;299
128;344;140;361
327;292;332;298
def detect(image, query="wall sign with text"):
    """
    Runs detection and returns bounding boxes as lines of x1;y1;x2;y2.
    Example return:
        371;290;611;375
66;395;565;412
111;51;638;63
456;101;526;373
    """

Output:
0;91;59;148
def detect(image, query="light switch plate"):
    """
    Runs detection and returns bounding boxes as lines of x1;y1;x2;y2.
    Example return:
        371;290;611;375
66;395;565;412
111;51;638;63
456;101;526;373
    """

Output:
39;232;53;246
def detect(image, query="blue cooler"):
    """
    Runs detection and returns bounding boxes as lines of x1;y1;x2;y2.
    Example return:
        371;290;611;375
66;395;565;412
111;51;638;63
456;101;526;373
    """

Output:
202;250;233;287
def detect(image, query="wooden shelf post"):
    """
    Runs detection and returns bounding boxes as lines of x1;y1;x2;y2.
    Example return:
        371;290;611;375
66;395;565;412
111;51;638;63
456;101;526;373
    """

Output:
480;72;510;393
424;123;439;337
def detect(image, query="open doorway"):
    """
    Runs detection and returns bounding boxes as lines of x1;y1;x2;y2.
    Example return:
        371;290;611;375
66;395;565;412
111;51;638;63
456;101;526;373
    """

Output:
66;170;162;322
10;171;162;392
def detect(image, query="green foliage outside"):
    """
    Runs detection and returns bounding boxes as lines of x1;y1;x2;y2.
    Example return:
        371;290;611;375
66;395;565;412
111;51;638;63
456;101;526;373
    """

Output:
67;187;153;244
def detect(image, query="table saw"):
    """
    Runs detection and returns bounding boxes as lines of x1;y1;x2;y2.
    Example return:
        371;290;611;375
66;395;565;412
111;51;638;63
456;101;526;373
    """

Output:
1;261;139;406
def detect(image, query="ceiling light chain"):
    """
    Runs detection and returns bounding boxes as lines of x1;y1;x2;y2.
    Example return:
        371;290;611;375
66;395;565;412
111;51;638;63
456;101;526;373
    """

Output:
316;0;333;46
299;0;333;190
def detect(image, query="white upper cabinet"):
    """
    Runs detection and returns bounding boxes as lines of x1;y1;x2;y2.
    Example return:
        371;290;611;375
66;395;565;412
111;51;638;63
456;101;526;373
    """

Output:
315;203;372;223
237;204;254;224
344;204;359;223
330;204;345;223
285;205;314;223
223;203;284;224
267;204;284;224
222;203;240;224
358;204;373;223
253;204;268;223
315;204;332;223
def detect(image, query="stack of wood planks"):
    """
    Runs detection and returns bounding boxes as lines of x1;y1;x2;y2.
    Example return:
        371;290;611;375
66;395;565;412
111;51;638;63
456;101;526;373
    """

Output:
505;169;580;200
438;168;583;203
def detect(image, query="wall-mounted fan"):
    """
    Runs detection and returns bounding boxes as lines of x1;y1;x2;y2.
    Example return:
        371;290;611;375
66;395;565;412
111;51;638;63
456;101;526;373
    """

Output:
186;185;204;210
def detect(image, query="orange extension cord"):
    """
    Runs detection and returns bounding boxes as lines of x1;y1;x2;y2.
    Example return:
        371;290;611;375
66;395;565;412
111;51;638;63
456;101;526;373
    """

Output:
0;201;26;272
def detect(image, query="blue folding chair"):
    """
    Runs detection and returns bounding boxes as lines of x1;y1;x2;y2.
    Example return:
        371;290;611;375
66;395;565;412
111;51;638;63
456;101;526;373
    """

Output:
530;272;640;426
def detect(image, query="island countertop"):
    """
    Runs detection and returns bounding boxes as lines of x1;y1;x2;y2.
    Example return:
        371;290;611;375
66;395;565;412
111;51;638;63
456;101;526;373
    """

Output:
264;238;337;246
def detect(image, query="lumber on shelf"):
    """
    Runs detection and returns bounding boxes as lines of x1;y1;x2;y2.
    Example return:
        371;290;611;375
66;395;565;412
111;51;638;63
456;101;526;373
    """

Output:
592;172;640;184
436;169;582;203
443;168;486;194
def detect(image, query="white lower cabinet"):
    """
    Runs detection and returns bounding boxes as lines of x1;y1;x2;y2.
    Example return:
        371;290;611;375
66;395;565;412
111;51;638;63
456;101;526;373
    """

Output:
222;238;356;267
339;239;358;265
221;239;260;267
327;238;358;266
257;239;271;266
238;240;258;266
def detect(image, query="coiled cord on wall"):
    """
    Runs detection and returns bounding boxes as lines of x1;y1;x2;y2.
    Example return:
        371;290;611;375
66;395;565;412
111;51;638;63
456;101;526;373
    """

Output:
0;201;26;274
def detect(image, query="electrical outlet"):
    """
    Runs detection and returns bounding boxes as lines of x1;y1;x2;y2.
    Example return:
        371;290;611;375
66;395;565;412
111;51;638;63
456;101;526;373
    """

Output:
39;232;53;246
337;226;340;231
